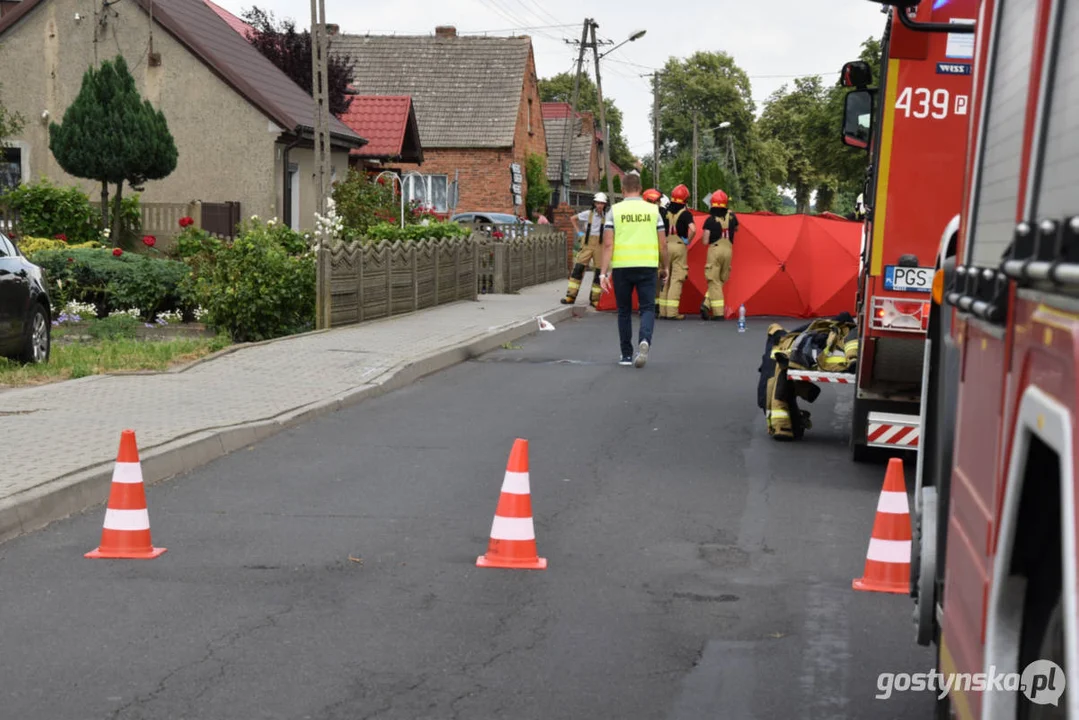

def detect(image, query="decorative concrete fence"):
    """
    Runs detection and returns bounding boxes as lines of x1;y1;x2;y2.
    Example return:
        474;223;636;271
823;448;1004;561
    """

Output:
319;227;567;329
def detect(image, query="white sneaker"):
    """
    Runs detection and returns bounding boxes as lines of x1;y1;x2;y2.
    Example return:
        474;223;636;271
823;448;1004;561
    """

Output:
634;340;649;368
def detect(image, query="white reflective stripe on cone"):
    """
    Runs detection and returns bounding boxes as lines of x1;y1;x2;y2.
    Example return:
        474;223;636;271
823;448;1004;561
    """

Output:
112;462;145;484
865;538;911;563
489;515;536;541
103;508;151;531
500;471;531;495
877;491;910;514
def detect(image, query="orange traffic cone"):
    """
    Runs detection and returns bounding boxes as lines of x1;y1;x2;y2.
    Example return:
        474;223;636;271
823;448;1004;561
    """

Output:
853;457;911;593
476;438;547;570
85;430;167;560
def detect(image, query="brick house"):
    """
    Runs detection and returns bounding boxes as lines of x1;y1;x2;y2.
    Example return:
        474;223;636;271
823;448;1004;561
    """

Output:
543;102;603;197
0;0;365;233
330;26;547;218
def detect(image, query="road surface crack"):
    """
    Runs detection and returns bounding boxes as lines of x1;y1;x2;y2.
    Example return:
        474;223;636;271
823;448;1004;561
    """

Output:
108;604;296;720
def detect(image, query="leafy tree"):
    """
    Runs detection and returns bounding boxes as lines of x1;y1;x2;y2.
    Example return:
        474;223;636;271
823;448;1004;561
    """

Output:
0;81;24;148
48;55;178;244
524;152;551;219
538;72;635;171
242;6;356;117
656;51;755;161
758;76;830;213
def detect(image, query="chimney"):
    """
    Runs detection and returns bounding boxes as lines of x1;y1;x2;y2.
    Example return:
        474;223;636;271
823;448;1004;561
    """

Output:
326;23;339;36
435;25;457;38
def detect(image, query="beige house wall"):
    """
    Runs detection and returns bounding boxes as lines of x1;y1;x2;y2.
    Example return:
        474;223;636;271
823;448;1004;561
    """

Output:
273;145;350;230
0;0;286;225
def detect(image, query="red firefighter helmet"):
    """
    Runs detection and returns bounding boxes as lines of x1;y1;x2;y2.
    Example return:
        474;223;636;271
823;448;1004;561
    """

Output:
710;189;729;208
670;184;690;203
643;188;662;203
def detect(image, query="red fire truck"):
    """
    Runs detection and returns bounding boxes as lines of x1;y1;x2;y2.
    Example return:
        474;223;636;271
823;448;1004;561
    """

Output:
836;0;977;462
868;0;1079;717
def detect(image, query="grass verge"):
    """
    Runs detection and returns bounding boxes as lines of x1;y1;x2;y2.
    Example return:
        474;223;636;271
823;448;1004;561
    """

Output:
0;335;231;387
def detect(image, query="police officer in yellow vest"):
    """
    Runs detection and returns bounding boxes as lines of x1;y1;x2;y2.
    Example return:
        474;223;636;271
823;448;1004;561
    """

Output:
560;192;611;307
598;172;669;367
700;189;738;320
657;184;695;320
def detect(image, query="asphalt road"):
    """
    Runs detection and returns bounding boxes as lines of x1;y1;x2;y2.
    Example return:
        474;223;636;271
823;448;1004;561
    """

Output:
0;311;937;720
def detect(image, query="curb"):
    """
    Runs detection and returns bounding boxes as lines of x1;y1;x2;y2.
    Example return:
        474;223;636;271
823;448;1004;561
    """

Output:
0;305;575;546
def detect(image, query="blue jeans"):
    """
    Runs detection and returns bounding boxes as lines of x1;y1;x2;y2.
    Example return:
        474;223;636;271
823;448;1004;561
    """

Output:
613;267;657;358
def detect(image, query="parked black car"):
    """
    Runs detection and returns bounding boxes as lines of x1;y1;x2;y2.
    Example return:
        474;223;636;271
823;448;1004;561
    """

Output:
0;231;50;363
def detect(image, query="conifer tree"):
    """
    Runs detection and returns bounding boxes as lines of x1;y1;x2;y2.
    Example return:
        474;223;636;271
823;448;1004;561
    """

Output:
48;55;178;242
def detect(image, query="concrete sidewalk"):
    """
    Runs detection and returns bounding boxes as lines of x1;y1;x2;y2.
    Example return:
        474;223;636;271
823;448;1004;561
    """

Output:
0;280;581;543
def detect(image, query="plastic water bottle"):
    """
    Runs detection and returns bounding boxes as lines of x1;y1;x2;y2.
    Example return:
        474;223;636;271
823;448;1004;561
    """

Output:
738;304;746;333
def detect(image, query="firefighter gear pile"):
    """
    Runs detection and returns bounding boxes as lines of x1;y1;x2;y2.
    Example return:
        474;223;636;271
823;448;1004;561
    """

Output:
756;314;858;441
561;193;609;307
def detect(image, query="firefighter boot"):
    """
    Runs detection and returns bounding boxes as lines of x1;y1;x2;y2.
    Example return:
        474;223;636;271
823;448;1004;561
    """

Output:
589;270;602;308
562;263;586;304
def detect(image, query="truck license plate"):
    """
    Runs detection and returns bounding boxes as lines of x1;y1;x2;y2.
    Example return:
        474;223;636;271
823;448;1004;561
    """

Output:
884;265;934;293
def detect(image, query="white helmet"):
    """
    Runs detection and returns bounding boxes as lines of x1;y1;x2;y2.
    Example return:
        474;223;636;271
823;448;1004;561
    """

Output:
593;192;608;204
659;195;669;209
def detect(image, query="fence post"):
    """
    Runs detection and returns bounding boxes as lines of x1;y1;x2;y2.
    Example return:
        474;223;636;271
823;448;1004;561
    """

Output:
357;243;365;323
385;243;393;318
192;200;203;230
434;241;441;306
492;242;504;294
412;244;419;312
456;242;462;299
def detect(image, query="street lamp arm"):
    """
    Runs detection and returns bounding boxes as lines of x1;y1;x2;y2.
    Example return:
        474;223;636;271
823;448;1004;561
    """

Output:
597;29;646;59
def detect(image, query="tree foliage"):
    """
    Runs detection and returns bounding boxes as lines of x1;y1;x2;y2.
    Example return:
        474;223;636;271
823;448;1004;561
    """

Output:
48;55;177;243
241;6;357;117
538;72;635;171
0;81;24;148
524;152;551;220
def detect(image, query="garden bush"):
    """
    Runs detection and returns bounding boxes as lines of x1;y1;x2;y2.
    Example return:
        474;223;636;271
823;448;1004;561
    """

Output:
17;236;102;255
30;247;193;319
1;178;101;243
178;217;314;343
362;220;469;243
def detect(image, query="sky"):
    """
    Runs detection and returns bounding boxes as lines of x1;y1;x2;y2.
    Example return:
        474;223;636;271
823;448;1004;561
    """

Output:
212;0;891;162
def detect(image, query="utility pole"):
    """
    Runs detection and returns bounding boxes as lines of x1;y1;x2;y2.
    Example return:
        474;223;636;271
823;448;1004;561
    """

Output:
652;71;660;188
561;19;590;204
311;0;331;328
691;111;698;209
590;20;614;199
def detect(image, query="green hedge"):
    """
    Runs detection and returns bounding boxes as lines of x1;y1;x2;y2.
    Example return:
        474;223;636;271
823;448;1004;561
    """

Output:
1;178;102;244
30;247;194;319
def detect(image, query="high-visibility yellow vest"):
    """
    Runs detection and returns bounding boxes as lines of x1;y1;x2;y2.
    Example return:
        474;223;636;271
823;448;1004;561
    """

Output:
610;198;661;269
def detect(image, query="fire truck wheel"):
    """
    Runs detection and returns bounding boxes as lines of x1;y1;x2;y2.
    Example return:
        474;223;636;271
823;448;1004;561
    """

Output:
914;487;939;646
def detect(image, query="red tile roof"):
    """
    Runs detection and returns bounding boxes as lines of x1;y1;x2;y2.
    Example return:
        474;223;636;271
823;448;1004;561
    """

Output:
339;95;419;159
542;102;575;120
203;0;254;40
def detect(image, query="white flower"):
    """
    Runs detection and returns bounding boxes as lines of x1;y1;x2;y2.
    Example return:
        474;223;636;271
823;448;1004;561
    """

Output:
250;214;260;222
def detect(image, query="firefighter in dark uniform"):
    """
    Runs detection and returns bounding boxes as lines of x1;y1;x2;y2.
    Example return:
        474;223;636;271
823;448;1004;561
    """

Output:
561;192;611;307
657;184;695;320
700;189;738;320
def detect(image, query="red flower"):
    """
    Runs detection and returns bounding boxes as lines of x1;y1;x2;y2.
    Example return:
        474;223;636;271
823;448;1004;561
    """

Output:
178;216;194;228
112;248;123;257
54;233;68;241
142;235;157;247
67;257;74;263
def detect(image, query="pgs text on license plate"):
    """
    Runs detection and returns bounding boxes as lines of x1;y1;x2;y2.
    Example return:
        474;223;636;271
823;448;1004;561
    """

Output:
884;265;934;293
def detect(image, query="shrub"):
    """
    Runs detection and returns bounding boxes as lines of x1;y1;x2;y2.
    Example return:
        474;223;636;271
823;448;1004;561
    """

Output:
362;220;469;243
1;178;101;243
30;247;193;319
333;167;436;236
181;217;315;342
17;236;103;256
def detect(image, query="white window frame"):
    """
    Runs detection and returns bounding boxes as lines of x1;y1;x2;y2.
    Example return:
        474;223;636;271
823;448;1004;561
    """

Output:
0;140;29;191
404;174;449;213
